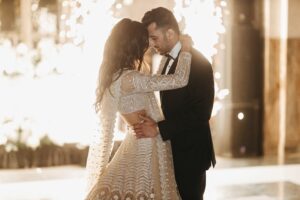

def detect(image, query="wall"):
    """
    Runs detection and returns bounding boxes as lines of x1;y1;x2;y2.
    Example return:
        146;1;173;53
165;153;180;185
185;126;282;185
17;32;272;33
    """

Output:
264;0;300;154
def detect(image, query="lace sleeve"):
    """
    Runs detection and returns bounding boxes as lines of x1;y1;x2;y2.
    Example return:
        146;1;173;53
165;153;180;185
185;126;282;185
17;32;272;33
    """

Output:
85;84;119;194
121;52;192;94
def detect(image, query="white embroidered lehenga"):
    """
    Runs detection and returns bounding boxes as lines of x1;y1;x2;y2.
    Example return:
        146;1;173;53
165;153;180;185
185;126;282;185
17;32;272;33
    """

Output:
85;52;191;200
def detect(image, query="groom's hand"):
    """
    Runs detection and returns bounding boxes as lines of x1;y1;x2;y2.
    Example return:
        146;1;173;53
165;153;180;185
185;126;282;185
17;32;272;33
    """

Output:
133;115;159;138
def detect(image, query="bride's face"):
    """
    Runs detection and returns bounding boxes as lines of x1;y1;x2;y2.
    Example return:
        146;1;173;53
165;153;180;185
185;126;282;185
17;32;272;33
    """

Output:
147;22;172;55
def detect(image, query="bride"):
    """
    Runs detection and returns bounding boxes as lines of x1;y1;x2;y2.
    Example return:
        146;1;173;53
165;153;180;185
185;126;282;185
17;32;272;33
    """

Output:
85;18;192;200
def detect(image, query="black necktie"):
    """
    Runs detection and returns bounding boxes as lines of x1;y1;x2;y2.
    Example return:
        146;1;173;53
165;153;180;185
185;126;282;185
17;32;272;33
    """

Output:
161;54;173;75
160;54;173;104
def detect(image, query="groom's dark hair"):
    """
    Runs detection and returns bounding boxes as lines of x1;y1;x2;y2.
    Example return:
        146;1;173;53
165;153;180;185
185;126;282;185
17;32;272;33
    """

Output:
142;7;180;35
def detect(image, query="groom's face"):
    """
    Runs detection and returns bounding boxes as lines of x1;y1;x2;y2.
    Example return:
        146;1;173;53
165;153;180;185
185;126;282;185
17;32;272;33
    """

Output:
147;22;172;55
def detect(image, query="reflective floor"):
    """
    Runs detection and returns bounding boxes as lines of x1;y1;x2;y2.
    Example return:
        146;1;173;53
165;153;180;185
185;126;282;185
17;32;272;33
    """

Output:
0;156;300;200
206;164;300;199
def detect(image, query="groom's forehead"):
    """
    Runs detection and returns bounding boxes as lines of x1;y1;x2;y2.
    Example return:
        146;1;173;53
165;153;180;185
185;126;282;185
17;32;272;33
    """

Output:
148;22;158;30
148;23;165;34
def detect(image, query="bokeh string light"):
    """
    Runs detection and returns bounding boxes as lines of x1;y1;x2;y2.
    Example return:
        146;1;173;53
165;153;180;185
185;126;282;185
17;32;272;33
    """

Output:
173;0;229;117
0;0;228;146
0;0;119;146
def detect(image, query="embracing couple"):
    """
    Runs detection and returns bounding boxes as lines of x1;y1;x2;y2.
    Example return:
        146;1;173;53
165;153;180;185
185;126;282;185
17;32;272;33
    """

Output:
85;7;216;200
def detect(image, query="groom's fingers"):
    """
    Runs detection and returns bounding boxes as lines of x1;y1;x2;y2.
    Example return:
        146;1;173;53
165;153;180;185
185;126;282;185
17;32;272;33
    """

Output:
136;132;151;139
135;132;147;139
136;133;147;138
134;130;143;136
136;134;147;139
133;124;144;136
133;128;148;138
138;115;151;122
133;124;142;131
133;122;155;139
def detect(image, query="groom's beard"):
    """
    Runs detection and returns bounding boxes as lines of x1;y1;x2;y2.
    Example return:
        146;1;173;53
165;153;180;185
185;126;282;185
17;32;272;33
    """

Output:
154;46;170;55
156;42;177;55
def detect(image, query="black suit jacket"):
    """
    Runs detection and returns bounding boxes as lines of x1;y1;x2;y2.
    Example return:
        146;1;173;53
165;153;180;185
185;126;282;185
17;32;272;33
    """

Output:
158;48;216;171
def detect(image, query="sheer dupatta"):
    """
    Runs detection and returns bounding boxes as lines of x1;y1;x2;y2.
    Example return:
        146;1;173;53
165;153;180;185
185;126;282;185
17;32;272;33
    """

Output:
85;78;121;195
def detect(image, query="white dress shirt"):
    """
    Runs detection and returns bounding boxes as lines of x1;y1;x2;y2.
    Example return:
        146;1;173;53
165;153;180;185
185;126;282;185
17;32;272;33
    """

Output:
164;41;182;75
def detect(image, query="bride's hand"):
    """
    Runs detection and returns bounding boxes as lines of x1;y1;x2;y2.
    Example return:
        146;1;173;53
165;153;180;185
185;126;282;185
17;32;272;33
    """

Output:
180;34;193;52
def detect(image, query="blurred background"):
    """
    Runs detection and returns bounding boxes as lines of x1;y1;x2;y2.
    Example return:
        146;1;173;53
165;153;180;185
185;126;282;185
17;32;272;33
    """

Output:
0;0;299;199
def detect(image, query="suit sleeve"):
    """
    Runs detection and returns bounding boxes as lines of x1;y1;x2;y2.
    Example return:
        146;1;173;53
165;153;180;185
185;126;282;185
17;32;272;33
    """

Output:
158;59;215;141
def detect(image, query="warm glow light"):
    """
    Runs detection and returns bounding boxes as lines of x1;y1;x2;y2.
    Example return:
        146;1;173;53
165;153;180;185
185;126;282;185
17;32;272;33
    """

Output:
31;3;38;11
237;112;245;120
211;101;222;117
174;0;228;118
174;0;226;62
123;0;133;6
278;0;288;165
0;0;228;145
214;72;221;79
61;14;66;20
220;1;227;7
0;135;7;145
36;168;42;174
62;1;68;7
0;0;119;145
217;89;229;100
116;3;123;9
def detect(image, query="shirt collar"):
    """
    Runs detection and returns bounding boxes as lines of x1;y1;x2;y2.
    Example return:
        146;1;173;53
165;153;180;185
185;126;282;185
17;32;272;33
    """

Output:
168;41;182;60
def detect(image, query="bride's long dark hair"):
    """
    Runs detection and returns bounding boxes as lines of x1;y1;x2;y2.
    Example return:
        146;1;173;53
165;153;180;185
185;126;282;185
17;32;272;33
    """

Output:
95;18;149;112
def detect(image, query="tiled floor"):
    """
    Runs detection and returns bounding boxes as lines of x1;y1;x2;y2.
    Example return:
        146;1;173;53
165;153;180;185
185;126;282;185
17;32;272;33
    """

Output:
211;181;300;199
205;164;300;199
0;156;300;200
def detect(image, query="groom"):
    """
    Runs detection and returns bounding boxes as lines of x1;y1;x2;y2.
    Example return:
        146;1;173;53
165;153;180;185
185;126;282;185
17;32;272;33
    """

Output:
133;7;216;200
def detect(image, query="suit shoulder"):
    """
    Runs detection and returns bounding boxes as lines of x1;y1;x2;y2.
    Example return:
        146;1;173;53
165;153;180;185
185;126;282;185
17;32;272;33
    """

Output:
191;48;213;73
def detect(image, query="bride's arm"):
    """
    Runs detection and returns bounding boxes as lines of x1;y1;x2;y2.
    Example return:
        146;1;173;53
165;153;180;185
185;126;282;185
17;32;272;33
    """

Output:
121;51;191;94
85;89;118;194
